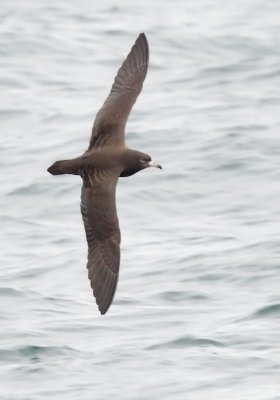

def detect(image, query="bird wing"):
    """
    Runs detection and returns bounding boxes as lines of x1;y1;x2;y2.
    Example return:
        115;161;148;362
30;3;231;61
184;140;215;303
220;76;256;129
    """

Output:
80;168;121;315
88;33;149;149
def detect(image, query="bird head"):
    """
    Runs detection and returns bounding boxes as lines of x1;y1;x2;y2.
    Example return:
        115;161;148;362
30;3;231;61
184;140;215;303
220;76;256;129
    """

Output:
120;150;162;177
138;153;162;171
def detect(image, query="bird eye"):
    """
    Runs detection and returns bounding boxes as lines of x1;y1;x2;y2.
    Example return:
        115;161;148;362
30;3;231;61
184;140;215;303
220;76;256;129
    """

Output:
142;156;151;162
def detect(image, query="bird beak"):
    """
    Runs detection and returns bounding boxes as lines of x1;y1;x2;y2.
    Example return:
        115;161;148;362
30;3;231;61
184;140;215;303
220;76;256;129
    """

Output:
148;161;162;169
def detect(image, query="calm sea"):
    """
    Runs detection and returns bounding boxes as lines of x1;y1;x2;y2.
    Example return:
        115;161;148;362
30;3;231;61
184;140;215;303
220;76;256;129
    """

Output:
1;0;280;399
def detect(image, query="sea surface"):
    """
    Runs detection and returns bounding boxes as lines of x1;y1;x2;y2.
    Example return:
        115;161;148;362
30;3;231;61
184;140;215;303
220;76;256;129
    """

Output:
1;1;280;399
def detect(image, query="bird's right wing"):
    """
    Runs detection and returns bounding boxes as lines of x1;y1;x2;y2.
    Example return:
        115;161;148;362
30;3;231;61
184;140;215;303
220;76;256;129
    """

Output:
80;168;121;315
88;33;149;149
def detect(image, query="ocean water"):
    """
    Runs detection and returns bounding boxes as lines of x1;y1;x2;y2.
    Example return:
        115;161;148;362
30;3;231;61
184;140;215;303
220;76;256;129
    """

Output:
1;0;280;398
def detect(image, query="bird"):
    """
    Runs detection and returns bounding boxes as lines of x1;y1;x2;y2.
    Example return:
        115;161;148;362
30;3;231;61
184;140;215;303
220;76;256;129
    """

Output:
47;33;161;315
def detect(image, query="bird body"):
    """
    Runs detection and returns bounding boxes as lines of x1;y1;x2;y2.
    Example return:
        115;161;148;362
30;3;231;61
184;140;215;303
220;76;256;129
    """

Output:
48;147;153;177
48;33;161;314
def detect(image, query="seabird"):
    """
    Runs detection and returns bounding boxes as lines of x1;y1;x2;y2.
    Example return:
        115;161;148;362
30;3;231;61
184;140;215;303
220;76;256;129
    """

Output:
48;33;161;315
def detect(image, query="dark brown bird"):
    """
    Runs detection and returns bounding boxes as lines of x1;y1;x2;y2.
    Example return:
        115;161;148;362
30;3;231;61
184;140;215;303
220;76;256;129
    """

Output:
48;33;161;315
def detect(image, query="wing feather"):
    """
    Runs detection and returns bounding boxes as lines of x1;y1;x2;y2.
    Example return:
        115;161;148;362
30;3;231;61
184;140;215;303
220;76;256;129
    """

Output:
81;170;120;315
89;33;149;149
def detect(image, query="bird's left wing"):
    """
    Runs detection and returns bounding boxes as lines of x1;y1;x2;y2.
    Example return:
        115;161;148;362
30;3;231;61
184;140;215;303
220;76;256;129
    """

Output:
80;168;121;315
88;33;149;149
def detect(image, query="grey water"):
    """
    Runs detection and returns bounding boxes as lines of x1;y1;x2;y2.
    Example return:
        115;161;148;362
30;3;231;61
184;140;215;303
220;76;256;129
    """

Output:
1;0;280;399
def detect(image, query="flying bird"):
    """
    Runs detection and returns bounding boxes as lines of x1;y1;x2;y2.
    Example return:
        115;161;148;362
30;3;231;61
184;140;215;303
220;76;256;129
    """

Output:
48;33;161;315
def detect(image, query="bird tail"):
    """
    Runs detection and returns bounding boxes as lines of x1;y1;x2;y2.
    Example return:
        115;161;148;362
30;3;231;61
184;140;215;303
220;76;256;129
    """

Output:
47;158;82;176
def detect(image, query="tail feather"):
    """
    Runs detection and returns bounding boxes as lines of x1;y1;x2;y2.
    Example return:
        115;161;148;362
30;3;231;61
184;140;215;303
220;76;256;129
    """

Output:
47;159;82;175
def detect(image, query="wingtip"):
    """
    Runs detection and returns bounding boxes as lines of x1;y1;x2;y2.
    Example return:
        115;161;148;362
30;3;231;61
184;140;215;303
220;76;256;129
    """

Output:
135;32;149;65
90;274;117;316
138;32;148;43
98;299;110;315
